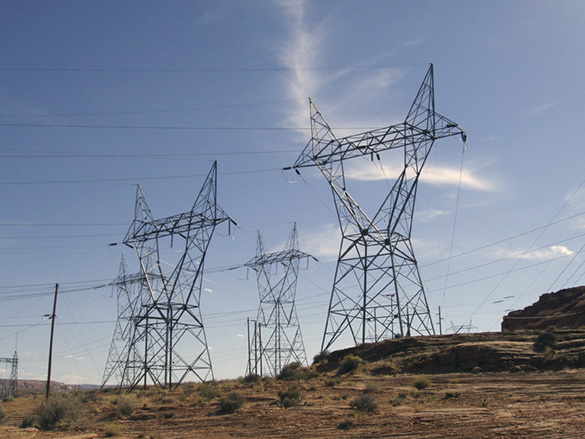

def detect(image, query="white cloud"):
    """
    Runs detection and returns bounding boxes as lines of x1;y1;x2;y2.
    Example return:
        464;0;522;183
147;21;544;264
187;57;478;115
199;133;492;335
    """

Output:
510;245;574;260
56;373;86;385
344;159;495;192
300;223;340;261
417;209;450;223
204;288;214;293
236;334;244;338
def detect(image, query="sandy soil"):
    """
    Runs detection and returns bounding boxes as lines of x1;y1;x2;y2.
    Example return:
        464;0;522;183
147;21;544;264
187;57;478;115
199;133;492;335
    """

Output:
2;368;584;438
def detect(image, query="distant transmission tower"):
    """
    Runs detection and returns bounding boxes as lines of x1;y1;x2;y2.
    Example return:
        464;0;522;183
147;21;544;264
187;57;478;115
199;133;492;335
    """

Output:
448;320;478;334
289;64;466;352
0;351;18;398
101;256;146;389
110;161;234;390
245;224;314;376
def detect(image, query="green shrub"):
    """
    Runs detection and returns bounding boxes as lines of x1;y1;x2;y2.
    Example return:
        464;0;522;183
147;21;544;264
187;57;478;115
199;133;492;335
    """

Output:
338;354;363;375
277;362;303;380
199;385;220;400
445;390;461;399
534;331;557;351
278;385;302;408
350;393;377;413
36;394;85;430
412;376;431;390
0;401;6;424
219;392;244;414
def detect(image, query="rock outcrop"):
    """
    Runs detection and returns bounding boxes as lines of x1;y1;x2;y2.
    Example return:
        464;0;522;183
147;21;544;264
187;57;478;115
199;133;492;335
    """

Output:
502;286;585;331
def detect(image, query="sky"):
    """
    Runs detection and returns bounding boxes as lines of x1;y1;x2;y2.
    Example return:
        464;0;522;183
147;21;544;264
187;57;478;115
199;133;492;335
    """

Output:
2;0;585;385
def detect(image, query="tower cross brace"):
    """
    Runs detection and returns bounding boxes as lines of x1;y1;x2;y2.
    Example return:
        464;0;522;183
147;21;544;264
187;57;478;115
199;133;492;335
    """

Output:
289;64;466;352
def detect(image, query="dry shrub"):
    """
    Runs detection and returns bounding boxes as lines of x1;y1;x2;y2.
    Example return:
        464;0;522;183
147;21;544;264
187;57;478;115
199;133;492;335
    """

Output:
412;376;431;390
350;393;377;413
114;395;139;417
199;385;220;400
390;392;408;406
104;422;124;437
278;385;302;408
219;392;244;414
36;394;86;430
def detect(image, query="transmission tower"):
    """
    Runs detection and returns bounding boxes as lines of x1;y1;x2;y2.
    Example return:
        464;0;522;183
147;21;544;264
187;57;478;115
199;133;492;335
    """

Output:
101;256;147;389
117;161;234;390
0;351;18;398
289;64;466;352
448;320;478;334
245;224;313;376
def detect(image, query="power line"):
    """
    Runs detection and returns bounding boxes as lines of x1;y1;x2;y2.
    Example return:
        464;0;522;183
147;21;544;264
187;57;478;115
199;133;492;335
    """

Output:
0;122;309;131
0;167;281;185
0;122;380;131
1;223;127;227
422;211;585;269
0;150;300;159
0;99;303;119
0;63;424;73
1;233;119;239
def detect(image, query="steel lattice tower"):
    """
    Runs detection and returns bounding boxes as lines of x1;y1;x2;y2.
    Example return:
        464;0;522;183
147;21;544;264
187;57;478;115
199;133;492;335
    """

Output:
245;224;313;376
290;64;466;352
101;256;148;389
115;161;234;390
0;351;18;398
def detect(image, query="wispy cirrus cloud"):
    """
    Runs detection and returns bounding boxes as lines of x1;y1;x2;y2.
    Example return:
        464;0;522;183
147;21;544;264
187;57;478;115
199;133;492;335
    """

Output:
417;209;450;223
275;0;326;129
344;159;496;192
274;1;406;133
524;103;556;116
402;39;424;47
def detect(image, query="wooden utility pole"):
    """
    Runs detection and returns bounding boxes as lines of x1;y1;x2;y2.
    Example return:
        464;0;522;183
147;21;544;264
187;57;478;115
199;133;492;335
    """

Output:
46;283;59;399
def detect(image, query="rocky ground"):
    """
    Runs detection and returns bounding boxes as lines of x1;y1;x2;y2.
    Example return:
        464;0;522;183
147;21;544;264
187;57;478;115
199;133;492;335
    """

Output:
1;329;585;438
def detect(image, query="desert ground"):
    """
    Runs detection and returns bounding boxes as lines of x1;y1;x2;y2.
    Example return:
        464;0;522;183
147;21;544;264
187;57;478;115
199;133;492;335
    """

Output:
2;330;585;438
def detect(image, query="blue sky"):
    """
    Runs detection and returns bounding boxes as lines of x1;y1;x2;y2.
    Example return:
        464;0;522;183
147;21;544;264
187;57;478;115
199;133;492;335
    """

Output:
2;0;585;384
